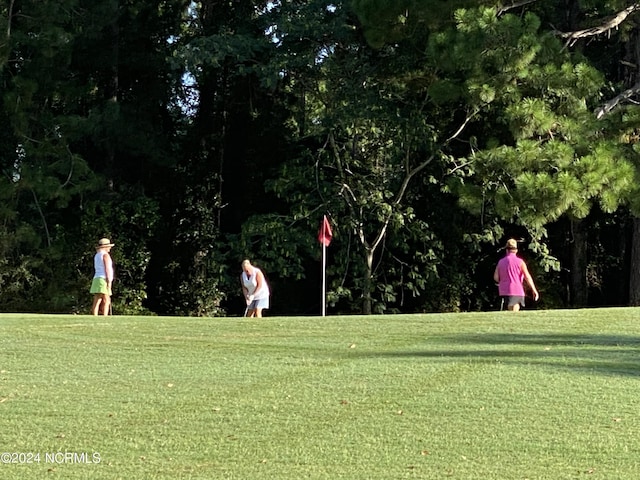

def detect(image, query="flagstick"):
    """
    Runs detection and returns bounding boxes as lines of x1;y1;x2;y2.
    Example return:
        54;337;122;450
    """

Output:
321;239;327;317
318;215;331;317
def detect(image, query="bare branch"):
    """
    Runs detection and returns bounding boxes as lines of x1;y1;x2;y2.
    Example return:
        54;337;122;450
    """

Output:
314;134;331;205
368;152;436;254
448;159;475;175
557;4;640;48
328;131;367;245
595;81;640;119
7;0;15;39
31;189;51;247
369;110;477;253
444;108;479;145
61;145;75;188
497;0;540;16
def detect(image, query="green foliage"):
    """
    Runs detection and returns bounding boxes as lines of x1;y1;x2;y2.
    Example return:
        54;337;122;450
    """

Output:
425;6;635;271
352;0;495;47
1;0;639;314
239;214;316;280
80;191;161;315
0;227;42;312
152;181;227;317
0;0;186;314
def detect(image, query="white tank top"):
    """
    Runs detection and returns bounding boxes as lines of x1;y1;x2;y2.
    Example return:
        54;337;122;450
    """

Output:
241;268;270;300
94;251;108;279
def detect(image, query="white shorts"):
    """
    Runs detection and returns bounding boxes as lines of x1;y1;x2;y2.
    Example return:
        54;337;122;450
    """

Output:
248;297;269;310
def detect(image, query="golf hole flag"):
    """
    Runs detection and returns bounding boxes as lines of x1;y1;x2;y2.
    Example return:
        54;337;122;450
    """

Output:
318;215;332;316
318;215;332;247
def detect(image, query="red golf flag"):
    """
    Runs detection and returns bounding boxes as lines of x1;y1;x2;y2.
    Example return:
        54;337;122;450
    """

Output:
318;215;332;247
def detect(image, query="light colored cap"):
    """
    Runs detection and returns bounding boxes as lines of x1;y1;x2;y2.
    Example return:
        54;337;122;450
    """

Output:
505;238;518;250
97;238;115;248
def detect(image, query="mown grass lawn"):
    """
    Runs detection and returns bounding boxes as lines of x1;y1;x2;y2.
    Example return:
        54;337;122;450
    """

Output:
0;308;639;479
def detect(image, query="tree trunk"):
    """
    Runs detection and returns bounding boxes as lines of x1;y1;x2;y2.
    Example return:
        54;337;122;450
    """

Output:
105;6;119;190
569;217;588;307
362;249;373;315
624;8;640;306
628;217;640;305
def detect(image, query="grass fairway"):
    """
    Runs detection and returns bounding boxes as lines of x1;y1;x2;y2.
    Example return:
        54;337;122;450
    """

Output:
1;309;639;479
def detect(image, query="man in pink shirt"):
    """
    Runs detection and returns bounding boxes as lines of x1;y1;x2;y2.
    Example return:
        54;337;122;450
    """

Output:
493;238;539;311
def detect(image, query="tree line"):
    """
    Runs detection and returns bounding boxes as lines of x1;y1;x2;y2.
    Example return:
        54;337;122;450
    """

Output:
2;0;640;316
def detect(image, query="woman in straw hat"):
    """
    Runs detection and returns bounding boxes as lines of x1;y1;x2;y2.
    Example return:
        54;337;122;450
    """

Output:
493;238;539;311
90;238;115;315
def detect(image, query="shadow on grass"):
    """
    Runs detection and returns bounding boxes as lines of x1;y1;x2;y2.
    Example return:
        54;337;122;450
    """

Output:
373;333;640;377
446;333;640;348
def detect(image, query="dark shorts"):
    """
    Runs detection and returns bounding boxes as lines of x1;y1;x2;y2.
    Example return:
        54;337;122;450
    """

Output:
501;296;525;308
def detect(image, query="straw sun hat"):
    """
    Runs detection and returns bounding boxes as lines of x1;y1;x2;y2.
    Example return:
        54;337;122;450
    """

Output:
96;238;115;248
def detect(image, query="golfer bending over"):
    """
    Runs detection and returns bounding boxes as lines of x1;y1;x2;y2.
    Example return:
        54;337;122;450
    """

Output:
494;238;539;311
240;259;270;317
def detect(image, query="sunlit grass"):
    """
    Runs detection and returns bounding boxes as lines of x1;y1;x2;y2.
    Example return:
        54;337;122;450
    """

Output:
0;309;639;479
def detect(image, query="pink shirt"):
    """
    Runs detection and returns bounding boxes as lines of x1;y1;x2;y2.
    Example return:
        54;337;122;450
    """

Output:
496;253;525;296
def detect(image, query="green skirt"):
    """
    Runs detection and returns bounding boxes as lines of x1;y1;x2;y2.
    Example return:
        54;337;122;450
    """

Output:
90;277;111;295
